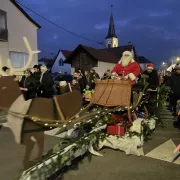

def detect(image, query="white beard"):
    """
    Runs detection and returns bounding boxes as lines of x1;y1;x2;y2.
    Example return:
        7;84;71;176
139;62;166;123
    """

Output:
120;56;132;67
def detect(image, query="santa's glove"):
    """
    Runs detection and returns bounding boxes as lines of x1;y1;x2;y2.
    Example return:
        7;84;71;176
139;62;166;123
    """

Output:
111;72;118;79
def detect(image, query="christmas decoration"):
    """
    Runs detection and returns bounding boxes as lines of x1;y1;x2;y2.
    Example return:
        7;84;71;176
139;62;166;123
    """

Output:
19;114;156;180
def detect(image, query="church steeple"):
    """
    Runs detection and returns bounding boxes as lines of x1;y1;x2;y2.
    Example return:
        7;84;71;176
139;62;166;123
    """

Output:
105;5;117;39
105;5;118;48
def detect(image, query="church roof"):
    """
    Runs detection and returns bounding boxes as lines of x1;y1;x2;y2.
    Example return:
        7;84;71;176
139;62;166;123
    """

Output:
105;13;117;39
64;44;136;64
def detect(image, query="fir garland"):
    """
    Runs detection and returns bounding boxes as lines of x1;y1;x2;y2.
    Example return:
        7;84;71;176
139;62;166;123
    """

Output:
19;112;157;180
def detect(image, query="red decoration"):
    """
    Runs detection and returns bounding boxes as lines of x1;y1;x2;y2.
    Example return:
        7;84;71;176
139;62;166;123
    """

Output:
111;114;125;123
107;124;125;136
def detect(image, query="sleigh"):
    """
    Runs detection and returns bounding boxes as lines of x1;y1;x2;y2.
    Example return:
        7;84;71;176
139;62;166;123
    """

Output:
0;76;151;169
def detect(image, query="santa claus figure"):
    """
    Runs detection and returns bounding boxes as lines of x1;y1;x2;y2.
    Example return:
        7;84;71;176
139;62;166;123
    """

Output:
112;51;140;83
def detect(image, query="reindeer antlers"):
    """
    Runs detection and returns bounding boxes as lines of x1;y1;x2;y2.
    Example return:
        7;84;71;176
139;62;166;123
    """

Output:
7;37;41;72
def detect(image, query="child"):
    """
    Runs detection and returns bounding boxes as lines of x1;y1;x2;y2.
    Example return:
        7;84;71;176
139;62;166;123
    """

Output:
83;85;94;103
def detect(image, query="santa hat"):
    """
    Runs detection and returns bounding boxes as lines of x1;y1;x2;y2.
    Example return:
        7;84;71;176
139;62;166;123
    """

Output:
147;63;154;70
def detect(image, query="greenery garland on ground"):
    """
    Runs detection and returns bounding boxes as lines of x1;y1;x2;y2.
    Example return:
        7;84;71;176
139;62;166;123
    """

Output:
146;85;170;127
19;112;156;180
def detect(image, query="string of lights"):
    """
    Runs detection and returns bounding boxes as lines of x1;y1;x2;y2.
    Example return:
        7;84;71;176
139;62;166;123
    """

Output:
16;1;104;45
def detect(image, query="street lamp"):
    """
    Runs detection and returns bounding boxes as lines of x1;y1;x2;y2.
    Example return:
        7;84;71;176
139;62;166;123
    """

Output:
162;62;167;65
177;57;180;61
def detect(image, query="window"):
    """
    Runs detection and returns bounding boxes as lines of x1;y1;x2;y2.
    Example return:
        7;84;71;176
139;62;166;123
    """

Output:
0;9;7;29
59;58;64;66
9;52;29;68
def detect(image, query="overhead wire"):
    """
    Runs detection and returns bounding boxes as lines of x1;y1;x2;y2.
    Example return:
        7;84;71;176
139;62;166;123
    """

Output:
16;1;104;45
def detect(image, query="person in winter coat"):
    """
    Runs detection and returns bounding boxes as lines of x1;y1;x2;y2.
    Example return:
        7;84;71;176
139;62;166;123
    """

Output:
167;64;180;116
40;65;54;98
71;78;81;92
33;65;41;97
73;71;87;93
58;81;71;95
89;69;100;88
142;63;159;89
101;69;111;80
19;69;37;100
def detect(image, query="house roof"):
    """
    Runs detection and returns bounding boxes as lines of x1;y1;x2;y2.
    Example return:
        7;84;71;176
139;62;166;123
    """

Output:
10;0;41;29
65;44;120;64
138;56;152;64
102;45;134;59
61;50;72;58
65;44;135;64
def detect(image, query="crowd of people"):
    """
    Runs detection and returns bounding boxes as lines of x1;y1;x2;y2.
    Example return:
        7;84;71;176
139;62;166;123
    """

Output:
0;50;180;117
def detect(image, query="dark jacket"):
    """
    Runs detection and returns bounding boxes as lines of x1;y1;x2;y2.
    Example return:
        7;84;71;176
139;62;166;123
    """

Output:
167;73;180;94
40;71;54;98
71;82;81;92
78;76;87;93
33;71;41;96
59;85;70;95
89;72;100;89
19;75;37;100
142;70;159;88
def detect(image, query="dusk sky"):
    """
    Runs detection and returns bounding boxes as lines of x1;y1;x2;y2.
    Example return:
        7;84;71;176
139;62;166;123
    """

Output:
18;0;180;66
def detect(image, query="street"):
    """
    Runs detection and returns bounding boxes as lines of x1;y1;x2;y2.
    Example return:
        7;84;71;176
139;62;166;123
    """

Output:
0;109;180;180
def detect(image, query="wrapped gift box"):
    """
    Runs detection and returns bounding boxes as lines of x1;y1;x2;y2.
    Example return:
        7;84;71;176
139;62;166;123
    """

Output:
107;124;125;136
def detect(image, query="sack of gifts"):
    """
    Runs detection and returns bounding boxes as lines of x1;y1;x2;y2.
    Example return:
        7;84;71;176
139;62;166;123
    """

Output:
107;123;125;136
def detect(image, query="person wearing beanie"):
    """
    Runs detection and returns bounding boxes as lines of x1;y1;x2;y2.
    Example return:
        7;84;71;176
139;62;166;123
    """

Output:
112;51;140;84
142;63;159;88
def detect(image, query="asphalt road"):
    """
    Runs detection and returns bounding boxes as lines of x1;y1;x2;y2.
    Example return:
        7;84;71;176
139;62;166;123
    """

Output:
0;109;180;180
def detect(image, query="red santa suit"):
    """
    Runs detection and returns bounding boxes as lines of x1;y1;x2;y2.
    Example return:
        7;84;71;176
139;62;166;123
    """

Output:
112;51;140;83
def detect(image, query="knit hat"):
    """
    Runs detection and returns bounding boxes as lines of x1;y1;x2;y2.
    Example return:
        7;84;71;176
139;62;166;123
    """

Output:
2;66;9;72
147;63;154;70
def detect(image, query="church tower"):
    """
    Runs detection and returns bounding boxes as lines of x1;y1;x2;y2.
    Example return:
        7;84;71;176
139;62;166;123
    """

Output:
105;5;118;48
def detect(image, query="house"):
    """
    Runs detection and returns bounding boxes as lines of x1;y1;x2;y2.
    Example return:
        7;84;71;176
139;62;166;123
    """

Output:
64;9;137;77
65;44;136;77
51;50;72;74
0;0;40;75
138;56;152;71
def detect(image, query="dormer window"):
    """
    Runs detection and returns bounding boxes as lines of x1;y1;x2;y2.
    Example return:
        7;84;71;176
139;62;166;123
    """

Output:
59;58;64;66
